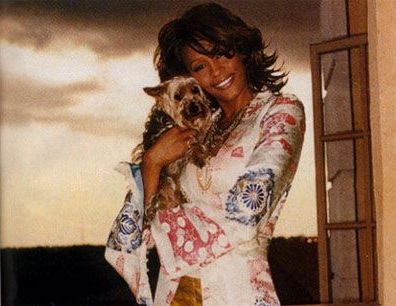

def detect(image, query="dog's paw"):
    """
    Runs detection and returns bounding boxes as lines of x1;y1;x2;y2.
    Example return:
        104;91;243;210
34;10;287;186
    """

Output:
191;150;209;168
192;156;206;168
189;143;210;168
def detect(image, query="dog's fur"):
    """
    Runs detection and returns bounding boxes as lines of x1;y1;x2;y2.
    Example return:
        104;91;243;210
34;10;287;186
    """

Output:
134;76;212;219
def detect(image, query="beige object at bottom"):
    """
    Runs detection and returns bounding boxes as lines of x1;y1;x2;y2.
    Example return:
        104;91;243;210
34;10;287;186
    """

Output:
170;276;203;306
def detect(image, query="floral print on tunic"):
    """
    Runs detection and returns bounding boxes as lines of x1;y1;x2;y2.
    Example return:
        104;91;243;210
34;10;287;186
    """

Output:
225;168;275;226
156;205;232;272
106;191;142;253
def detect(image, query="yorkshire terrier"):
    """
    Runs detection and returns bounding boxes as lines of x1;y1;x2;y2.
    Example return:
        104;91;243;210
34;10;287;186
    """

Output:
132;76;213;225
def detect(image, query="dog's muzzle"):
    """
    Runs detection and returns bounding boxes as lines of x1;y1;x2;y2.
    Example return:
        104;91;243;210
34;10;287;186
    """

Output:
182;100;207;119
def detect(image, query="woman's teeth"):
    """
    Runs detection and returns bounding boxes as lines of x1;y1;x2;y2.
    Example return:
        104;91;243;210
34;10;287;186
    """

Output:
214;76;233;89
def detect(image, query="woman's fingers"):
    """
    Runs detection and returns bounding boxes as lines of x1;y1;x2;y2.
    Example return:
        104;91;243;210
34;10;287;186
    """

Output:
144;127;197;168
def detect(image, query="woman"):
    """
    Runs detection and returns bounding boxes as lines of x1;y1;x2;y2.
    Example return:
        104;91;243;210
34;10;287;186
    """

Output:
106;3;305;306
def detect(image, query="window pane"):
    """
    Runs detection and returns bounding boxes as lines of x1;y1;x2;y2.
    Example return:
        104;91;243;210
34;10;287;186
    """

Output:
321;50;353;135
328;230;360;302
325;140;357;223
320;0;348;41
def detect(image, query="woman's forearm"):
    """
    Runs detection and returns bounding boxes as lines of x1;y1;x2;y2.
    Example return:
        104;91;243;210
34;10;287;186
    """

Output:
140;127;197;208
141;152;162;208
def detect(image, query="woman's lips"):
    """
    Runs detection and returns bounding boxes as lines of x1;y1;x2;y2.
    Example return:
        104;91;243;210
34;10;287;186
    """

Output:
214;75;234;89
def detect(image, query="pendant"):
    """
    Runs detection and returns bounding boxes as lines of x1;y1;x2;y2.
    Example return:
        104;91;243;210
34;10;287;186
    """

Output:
196;164;212;191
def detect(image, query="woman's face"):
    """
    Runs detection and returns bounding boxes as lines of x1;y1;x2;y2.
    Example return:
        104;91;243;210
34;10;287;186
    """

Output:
183;44;253;110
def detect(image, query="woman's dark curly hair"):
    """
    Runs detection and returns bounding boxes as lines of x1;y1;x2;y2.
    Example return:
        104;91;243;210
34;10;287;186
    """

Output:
154;2;287;95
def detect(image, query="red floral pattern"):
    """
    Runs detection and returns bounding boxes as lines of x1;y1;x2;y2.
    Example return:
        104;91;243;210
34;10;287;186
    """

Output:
158;206;232;269
248;257;280;306
115;254;124;275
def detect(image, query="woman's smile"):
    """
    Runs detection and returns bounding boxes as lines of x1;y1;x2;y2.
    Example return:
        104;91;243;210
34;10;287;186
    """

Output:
213;75;234;89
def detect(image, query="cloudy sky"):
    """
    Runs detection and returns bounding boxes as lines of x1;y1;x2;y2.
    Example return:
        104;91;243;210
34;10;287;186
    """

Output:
0;0;321;247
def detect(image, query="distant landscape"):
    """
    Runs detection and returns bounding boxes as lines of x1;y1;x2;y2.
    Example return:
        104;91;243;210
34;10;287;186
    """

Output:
1;236;319;306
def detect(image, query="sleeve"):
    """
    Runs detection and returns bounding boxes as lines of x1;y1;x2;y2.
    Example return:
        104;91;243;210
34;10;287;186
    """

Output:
104;162;154;306
224;95;305;231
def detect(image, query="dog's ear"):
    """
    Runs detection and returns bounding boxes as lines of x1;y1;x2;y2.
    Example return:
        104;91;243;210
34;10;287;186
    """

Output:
143;84;165;98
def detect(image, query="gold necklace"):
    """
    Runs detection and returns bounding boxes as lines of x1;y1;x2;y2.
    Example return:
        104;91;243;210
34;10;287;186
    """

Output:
196;103;250;191
205;103;249;152
196;165;212;191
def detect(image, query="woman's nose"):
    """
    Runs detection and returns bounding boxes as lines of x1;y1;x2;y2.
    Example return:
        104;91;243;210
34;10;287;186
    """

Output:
209;58;223;78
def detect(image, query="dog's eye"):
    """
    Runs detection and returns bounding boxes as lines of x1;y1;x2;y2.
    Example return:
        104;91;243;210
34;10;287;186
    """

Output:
174;92;183;101
192;85;200;95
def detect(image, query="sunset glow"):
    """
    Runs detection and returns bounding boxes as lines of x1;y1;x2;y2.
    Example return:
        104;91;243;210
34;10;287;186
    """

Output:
0;0;319;247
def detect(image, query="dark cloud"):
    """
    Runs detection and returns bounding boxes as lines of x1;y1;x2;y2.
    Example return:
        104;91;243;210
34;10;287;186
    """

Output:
1;0;321;61
2;105;139;138
2;77;103;111
1;76;138;137
1;0;195;57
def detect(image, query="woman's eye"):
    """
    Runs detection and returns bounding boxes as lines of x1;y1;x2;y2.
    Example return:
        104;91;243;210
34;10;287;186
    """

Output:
192;63;206;73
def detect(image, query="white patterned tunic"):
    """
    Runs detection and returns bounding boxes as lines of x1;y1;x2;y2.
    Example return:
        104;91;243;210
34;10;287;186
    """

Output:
105;90;305;306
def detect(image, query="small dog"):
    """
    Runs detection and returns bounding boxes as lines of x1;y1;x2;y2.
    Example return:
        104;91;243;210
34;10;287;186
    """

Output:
133;76;213;225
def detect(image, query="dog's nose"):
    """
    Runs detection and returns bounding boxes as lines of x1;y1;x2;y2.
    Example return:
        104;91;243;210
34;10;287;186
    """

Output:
188;101;202;116
188;102;202;116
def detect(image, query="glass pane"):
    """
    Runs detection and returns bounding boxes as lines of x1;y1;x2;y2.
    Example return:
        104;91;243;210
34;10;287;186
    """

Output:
325;140;357;223
320;0;348;41
328;230;360;302
321;50;353;135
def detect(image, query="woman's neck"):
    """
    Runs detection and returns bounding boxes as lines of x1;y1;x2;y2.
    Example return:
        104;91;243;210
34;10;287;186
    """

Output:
218;91;255;129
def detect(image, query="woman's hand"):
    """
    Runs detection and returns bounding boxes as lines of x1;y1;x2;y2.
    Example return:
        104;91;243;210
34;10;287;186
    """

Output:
142;126;197;169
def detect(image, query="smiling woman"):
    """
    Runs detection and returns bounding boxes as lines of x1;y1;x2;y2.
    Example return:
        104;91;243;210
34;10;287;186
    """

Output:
103;2;309;306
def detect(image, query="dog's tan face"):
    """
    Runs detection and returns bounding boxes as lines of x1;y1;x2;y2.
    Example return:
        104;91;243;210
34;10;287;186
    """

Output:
144;76;211;130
